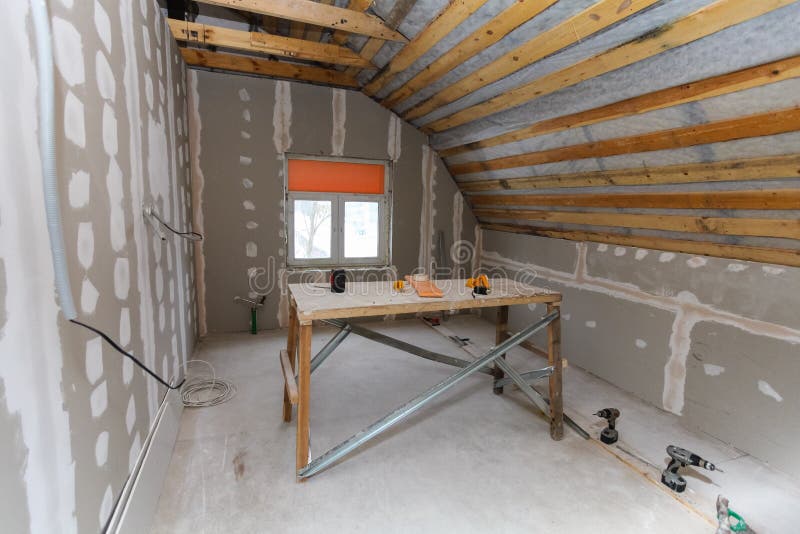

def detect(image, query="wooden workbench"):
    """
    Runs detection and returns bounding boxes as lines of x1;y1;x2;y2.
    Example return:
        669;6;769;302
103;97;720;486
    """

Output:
282;278;563;478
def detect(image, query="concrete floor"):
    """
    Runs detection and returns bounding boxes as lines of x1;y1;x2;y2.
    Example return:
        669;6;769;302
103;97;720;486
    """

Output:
153;316;800;533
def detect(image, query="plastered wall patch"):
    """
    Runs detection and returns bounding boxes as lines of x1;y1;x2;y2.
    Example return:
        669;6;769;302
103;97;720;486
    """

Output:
758;380;783;402
94;1;112;53
703;364;725;376
52;17;84;86
332;88;346;156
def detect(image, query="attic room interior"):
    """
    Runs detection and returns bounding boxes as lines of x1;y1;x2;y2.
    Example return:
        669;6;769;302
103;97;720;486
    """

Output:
2;0;800;532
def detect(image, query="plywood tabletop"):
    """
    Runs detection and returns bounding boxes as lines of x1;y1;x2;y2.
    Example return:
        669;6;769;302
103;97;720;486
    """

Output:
289;278;560;323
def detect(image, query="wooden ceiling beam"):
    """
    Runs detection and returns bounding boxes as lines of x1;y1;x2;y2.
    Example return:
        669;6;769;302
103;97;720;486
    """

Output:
195;0;407;42
361;0;490;97
450;107;800;175
180;48;360;87
420;0;796;132
469;189;800;210
169;19;373;67
441;55;800;159
400;0;660;122
474;209;800;240
343;0;416;78
481;224;800;268
457;154;800;192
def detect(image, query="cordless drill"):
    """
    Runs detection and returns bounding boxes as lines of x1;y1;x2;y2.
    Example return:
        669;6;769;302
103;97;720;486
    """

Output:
661;445;721;493
594;408;619;444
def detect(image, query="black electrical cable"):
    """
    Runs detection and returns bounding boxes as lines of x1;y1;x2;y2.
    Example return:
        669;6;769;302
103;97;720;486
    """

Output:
150;210;203;241
70;319;184;390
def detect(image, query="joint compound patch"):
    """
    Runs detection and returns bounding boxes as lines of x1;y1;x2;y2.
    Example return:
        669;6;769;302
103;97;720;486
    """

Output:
758;380;783;402
331;88;346;156
703;364;725;376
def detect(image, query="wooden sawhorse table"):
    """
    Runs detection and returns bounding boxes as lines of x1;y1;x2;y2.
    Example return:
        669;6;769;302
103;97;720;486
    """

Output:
281;278;563;480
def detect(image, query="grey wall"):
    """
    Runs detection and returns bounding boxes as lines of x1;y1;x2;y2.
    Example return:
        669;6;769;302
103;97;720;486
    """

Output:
189;70;478;333
0;1;195;532
480;230;800;478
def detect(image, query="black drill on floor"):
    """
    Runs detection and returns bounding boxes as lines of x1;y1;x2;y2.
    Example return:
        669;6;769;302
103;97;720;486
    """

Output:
661;445;720;493
594;408;619;444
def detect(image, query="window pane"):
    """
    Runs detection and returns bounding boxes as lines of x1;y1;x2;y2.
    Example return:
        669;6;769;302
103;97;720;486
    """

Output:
344;201;379;258
294;200;332;259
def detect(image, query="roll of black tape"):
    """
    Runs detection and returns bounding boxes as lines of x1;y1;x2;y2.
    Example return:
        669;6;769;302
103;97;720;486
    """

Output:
330;269;346;293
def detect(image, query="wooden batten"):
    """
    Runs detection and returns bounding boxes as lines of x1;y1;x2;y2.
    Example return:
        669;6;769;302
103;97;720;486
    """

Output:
168;19;372;67
280;349;298;405
440;55;800;158
421;0;796;131
195;0;408;42
180;48;360;88
482;223;800;268
457;155;800;192
473;208;800;239
361;0;489;96
469;190;800;210
400;0;659;121
450;107;800;175
375;0;558;106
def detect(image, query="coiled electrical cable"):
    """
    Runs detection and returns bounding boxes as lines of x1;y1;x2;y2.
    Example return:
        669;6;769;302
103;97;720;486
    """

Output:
180;360;236;407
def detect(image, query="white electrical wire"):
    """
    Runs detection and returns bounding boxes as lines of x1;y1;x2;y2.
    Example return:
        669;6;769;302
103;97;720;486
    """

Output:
179;359;237;408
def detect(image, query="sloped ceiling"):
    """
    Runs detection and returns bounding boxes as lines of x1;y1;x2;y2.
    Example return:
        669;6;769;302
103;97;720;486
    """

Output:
168;0;800;267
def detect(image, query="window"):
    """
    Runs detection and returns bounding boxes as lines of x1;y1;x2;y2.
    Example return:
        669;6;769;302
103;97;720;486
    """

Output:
286;156;390;266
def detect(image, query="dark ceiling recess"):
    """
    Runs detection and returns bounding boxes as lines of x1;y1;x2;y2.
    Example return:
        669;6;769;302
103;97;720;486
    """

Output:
168;0;198;22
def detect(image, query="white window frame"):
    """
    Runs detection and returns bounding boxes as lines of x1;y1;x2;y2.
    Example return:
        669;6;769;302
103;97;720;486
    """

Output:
285;155;392;268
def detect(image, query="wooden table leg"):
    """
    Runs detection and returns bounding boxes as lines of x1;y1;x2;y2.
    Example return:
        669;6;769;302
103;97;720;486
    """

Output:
283;300;299;422
547;303;564;440
493;305;509;394
296;323;312;478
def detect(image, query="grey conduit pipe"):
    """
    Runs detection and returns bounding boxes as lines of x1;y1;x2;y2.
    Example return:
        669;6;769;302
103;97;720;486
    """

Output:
30;0;77;320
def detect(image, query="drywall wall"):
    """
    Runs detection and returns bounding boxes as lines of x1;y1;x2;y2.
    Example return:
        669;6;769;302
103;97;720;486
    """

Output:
189;70;478;333
480;229;800;478
0;1;195;531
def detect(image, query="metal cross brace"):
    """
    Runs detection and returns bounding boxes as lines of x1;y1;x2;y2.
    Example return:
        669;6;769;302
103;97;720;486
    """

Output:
298;310;560;478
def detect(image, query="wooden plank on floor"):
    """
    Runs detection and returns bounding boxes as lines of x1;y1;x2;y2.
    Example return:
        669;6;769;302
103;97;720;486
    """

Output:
418;0;796;131
169;19;373;67
469;189;800;210
361;0;489;96
196;0;407;42
450;107;800;175
482;223;800;268
457;154;800;192
180;48;360;87
377;0;558;106
440;55;800;158
473;209;800;239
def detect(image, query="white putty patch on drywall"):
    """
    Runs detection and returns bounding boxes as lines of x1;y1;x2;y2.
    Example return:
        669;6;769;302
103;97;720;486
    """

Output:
272;80;293;153
758;380;783;402
125;395;136;433
90;381;108;418
727;263;749;272
144;72;154;110
246;221;258;230
81;277;99;314
703;363;725;376
614;247;626;257
114;257;130;300
659;252;676;263
687;256;708;268
52;16;84;86
188;70;207;337
635;338;648;349
107;157;126;252
95;431;109;467
585;320;597;328
663;304;698;415
331;89;346;156
120;307;131;348
77;222;94;269
64;90;86;147
238;88;250;102
99;485;113;528
128;432;141;472
635;249;648;260
102;102;118;156
388;113;402;161
419;145;437;273
597;244;608;252
239;155;252;166
240;130;251;140
246;241;257;257
242;109;251;122
242;178;253;189
85;337;103;385
95;51;115;102
94;0;112;52
243;200;255;211
69;170;90;208
762;266;785;275
452;191;464;251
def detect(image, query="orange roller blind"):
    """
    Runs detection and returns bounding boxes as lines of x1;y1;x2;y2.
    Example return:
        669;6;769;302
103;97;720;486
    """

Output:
288;159;385;194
